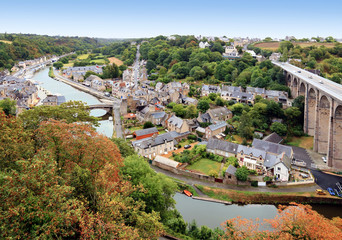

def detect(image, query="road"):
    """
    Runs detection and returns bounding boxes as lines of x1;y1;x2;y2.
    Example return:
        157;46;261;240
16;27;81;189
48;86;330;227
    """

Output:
273;61;342;102
151;165;320;193
112;101;124;138
311;170;342;190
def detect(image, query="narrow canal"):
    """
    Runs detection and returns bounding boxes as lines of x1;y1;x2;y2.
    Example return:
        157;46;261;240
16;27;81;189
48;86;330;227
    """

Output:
30;67;342;230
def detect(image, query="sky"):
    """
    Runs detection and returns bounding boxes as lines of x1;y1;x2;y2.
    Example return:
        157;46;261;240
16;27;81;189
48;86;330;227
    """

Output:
1;0;341;39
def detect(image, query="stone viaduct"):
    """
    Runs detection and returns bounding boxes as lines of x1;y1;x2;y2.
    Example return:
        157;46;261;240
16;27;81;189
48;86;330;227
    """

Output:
273;61;342;169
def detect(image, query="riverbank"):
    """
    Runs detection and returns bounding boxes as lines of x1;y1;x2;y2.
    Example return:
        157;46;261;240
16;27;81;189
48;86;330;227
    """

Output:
52;68;113;103
196;185;342;205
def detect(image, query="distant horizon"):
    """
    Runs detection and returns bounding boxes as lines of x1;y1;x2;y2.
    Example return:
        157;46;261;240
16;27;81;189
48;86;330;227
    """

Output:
1;32;341;41
1;0;341;39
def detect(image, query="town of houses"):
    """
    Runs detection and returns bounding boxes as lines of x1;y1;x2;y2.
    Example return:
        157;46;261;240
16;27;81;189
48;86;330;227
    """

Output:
0;46;305;185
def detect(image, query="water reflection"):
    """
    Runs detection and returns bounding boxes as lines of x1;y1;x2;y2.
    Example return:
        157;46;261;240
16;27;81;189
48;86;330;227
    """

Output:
31;68;113;138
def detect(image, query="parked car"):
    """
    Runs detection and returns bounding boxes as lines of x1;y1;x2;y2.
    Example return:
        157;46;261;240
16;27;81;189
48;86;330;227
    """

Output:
335;189;342;198
327;187;335;196
184;145;191;149
300;173;309;178
316;189;326;195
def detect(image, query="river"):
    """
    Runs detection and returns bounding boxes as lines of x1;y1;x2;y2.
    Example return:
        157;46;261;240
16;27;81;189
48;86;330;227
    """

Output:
30;67;342;230
31;67;113;137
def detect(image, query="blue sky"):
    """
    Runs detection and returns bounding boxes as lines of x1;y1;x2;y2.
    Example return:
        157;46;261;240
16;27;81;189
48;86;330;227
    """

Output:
1;0;341;39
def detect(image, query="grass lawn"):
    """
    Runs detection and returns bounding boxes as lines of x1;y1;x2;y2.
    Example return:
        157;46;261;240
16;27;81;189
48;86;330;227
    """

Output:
63;62;74;67
91;59;107;64
128;126;144;132
77;54;89;60
178;139;191;148
286;136;313;149
186;159;221;175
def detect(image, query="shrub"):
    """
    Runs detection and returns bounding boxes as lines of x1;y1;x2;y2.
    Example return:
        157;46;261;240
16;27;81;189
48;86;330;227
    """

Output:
187;134;197;141
209;170;218;178
235;166;249;181
251;181;258;187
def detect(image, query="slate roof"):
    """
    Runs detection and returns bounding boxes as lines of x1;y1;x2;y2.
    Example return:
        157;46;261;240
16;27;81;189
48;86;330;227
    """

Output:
264;153;280;168
151;111;166;119
252;139;292;158
134;127;158;137
198;113;211;123
132;132;174;149
207;138;238;155
263;132;283;144
237;145;267;159
246;87;266;95
221;85;242;92
168;115;184;128
231;92;254;100
154;155;180;168
208;121;227;131
208;107;232;118
225;165;237;175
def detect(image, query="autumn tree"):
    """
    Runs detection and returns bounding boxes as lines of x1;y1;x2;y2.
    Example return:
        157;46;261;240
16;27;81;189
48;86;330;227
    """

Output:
0;110;34;171
223;203;342;240
19;101;99;130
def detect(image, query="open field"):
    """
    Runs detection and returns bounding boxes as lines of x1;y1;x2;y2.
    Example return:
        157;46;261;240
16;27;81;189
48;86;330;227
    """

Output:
254;42;336;50
0;40;12;44
108;57;123;66
77;54;90;60
91;59;107;64
186;159;221;175
287;136;313;149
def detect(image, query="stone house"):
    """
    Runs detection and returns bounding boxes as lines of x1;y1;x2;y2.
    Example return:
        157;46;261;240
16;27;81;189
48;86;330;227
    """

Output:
207;107;233;122
236;145;267;174
132;132;175;159
166;115;190;133
223;165;238;184
205;121;227;139
206;138;238;158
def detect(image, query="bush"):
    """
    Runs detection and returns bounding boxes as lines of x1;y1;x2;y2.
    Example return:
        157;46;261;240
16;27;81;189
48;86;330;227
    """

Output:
187;134;197;141
235;166;249;181
143;121;154;129
251;181;258;187
209;170;218;178
248;169;257;175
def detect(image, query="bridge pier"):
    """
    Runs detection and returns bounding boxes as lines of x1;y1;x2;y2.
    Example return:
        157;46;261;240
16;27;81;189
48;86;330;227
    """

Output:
275;61;342;170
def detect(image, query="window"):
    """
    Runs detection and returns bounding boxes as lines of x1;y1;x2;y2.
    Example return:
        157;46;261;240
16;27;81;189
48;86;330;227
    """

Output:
277;167;281;171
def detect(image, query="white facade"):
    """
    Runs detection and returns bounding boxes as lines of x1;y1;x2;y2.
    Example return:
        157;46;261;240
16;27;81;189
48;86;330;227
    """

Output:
273;162;289;181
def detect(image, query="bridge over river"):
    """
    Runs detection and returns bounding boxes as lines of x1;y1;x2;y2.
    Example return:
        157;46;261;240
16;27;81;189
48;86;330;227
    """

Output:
89;99;124;139
273;61;342;169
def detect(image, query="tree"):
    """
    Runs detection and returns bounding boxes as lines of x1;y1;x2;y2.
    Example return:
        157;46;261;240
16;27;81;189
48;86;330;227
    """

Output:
215;97;224;106
53;61;63;69
185;104;198;118
143;121;154;129
0;110;34;171
189;66;206;80
172;104;186;117
270;122;287;136
197;99;210;113
0;98;16;116
102;63;120;79
208;93;218;101
19;101;99;130
121;155;177;221
223;203;342;239
146;60;156;74
235;166;249;181
238;111;254;139
111;138;135;157
226;157;239;168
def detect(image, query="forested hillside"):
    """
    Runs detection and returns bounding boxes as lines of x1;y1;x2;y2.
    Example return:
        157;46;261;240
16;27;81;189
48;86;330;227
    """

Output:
0;33;100;70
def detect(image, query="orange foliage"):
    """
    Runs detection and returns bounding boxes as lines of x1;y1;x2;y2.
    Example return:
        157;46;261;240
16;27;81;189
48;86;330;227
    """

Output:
36;120;122;179
223;203;342;240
